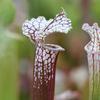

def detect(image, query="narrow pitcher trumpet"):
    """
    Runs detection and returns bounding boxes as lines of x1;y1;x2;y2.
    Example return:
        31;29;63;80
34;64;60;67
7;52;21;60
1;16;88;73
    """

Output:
82;23;100;100
22;10;72;100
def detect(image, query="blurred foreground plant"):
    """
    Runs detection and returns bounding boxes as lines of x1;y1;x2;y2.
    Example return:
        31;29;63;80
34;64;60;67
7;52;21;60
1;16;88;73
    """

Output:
0;0;19;100
0;28;19;100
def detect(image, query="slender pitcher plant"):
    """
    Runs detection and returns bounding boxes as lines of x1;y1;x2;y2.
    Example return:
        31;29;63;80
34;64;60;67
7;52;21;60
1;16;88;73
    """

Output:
82;23;100;100
22;10;72;100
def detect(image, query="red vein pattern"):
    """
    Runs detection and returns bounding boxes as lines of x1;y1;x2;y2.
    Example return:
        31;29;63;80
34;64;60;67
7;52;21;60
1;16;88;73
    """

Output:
22;10;72;43
22;10;71;100
33;43;64;100
82;23;100;100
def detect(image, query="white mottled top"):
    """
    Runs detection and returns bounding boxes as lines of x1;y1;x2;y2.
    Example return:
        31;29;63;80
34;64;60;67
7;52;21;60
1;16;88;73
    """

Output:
22;10;72;42
82;23;100;53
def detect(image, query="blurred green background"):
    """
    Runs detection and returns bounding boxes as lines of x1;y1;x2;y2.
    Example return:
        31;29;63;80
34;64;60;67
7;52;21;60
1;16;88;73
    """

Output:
0;0;100;100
